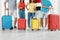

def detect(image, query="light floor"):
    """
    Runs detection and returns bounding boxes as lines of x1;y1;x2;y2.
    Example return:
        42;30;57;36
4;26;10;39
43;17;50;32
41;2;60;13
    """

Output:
0;28;60;40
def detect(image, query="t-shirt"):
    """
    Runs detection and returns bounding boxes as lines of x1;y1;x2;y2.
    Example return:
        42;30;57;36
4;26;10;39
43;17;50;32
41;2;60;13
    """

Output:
28;3;36;13
5;0;17;10
41;0;52;12
18;2;25;9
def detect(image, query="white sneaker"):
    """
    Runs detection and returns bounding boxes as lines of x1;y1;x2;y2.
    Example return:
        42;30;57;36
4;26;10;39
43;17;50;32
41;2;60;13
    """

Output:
27;27;31;31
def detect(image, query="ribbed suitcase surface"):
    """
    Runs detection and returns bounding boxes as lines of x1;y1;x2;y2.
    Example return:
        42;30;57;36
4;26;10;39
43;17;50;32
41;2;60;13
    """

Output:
2;16;12;29
18;18;26;30
31;18;39;30
48;14;59;31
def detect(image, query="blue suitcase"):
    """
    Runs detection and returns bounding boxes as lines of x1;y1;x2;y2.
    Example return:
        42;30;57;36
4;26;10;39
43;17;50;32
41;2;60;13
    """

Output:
2;9;13;30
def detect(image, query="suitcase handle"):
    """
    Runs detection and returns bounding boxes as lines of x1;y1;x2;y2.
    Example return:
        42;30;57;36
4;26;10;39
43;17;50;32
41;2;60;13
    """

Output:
4;9;9;16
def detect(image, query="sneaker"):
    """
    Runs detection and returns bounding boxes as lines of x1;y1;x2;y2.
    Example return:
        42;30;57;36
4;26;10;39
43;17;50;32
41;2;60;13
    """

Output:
10;27;13;30
14;26;17;28
27;27;31;31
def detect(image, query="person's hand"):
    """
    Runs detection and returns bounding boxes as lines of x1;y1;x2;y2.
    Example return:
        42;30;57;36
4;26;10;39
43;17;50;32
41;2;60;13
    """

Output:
49;7;53;10
4;8;8;10
27;8;29;10
27;2;29;5
51;7;53;9
50;7;53;9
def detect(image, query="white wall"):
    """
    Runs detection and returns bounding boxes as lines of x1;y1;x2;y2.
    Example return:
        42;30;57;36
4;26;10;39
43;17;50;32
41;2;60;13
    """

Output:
51;0;59;14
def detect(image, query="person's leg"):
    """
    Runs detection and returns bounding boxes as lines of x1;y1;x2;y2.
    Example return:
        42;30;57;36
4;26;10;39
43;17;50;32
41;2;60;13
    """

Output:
19;9;24;18
19;10;25;18
9;10;13;16
14;18;17;28
18;9;21;18
13;10;17;28
45;18;47;27
22;10;25;18
45;13;48;27
39;12;44;27
9;10;13;28
28;12;31;28
31;13;35;18
40;18;43;27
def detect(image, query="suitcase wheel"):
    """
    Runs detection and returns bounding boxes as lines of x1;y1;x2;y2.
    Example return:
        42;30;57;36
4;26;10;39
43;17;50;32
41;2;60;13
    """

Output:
18;28;20;30
32;29;34;31
48;29;50;31
37;29;40;31
24;29;26;30
48;29;53;31
32;29;39;31
58;29;60;31
2;28;5;30
50;29;57;31
49;29;53;31
10;27;13;30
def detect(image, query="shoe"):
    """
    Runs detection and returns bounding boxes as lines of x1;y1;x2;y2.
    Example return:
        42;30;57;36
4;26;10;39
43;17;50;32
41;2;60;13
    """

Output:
14;26;17;28
10;27;13;30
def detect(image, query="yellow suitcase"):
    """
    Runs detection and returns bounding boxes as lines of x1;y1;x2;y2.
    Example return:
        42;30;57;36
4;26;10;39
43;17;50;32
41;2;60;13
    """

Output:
31;18;39;30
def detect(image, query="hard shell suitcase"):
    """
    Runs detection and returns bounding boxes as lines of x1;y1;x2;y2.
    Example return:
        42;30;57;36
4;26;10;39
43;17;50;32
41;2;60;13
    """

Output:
18;18;26;30
58;15;60;30
2;9;13;30
34;0;41;3
31;18;39;31
48;14;59;31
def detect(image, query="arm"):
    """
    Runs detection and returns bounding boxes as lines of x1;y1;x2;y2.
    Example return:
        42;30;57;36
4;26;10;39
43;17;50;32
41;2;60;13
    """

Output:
4;0;8;10
15;0;17;9
41;2;49;8
18;2;20;9
4;2;7;10
26;3;29;10
49;3;53;10
34;4;36;11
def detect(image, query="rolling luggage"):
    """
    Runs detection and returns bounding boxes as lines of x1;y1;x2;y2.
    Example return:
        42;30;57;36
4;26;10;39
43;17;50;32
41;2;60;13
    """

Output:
2;9;13;30
31;18;39;31
48;14;59;31
18;18;26;30
34;0;41;3
58;15;60;30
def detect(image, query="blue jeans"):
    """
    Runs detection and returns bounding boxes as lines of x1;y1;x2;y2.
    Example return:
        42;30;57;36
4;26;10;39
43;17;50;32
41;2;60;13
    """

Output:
28;12;35;28
18;9;25;18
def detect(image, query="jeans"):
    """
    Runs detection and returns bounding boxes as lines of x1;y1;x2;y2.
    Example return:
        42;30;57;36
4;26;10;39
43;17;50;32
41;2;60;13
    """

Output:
18;9;25;18
28;12;35;28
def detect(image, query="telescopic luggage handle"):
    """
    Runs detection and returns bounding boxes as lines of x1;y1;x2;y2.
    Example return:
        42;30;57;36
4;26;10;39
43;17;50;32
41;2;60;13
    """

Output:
4;9;9;16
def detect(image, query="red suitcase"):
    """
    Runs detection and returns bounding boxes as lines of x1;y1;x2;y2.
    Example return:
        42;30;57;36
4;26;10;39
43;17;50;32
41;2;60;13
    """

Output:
34;0;41;3
58;15;60;30
48;14;59;31
18;18;26;30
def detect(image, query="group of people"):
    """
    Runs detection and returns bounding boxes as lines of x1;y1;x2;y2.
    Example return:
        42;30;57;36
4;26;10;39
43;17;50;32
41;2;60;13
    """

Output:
4;0;53;29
